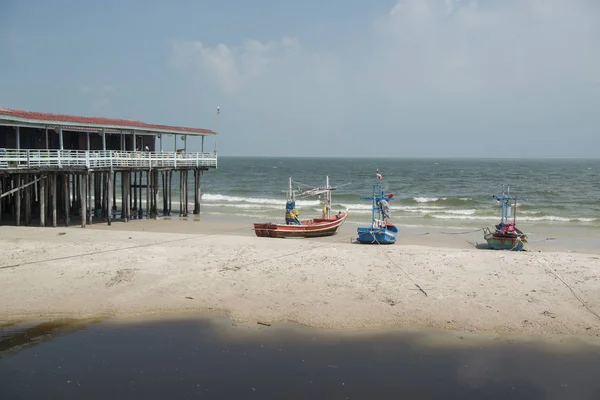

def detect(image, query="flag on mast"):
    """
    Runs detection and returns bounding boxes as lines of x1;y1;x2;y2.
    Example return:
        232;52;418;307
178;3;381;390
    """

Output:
376;169;383;180
217;104;220;115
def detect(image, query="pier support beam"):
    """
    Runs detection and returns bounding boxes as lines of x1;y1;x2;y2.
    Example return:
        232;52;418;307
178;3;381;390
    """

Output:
80;174;86;228
15;175;21;226
193;169;201;215
40;174;46;227
64;173;70;226
51;174;57;227
107;171;112;226
25;174;31;225
153;170;159;219
167;171;173;216
88;174;93;225
112;171;117;211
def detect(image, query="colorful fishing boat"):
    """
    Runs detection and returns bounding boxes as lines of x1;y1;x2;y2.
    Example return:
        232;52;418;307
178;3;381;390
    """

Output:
356;175;398;244
483;185;527;251
253;176;348;238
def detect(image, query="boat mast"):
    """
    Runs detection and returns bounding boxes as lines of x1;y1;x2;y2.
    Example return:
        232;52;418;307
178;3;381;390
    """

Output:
514;194;517;226
288;177;293;202
325;175;330;218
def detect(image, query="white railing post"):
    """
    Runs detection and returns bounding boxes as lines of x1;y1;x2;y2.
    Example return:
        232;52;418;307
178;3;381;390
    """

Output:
85;151;90;168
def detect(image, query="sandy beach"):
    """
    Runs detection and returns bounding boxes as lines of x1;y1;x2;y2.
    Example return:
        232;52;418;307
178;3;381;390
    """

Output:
1;219;599;338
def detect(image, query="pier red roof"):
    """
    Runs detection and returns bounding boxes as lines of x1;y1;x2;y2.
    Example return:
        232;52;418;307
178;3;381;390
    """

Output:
0;108;216;135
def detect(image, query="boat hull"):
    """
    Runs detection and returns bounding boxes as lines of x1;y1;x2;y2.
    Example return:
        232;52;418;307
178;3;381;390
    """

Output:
356;224;398;244
253;213;347;238
483;228;527;251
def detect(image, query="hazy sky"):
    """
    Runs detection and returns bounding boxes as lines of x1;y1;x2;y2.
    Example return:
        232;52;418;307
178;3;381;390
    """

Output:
1;0;599;157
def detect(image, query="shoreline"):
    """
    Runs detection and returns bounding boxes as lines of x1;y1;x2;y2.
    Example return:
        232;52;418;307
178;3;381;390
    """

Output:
1;220;599;339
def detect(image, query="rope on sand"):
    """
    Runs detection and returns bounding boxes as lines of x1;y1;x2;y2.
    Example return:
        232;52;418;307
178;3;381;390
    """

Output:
360;231;428;297
532;257;600;322
0;226;251;270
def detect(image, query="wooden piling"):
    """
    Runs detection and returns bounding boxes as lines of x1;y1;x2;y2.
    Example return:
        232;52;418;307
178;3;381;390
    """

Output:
137;172;142;219
51;174;57;227
184;170;189;216
154;170;159;218
15;175;21;226
168;171;172;216
132;172;137;217
107;171;112;226
25;174;32;225
145;170;150;218
88;174;93;225
40;174;46;227
64;173;70;226
80;174;86;228
112;171;117;211
196;170;201;215
179;170;183;217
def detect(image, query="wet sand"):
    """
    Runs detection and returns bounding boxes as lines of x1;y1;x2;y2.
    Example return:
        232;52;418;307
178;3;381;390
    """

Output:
0;219;599;338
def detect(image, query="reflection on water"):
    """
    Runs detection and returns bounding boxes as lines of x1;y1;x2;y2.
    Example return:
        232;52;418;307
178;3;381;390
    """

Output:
1;316;600;399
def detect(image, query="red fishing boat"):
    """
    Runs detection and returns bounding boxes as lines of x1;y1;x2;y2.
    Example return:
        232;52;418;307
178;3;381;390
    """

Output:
253;176;348;238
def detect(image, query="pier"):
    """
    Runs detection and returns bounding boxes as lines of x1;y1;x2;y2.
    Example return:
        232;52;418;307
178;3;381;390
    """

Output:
0;108;217;227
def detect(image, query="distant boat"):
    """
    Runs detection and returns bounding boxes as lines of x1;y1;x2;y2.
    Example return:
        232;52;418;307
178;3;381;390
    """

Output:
483;185;528;251
356;181;398;244
253;176;348;238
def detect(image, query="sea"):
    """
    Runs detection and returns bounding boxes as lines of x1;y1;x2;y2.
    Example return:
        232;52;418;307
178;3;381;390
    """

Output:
192;157;600;230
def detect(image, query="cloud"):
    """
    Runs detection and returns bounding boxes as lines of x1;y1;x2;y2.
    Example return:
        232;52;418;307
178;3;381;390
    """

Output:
169;0;600;157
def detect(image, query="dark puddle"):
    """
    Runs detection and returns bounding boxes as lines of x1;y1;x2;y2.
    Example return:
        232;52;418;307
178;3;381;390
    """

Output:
1;316;600;399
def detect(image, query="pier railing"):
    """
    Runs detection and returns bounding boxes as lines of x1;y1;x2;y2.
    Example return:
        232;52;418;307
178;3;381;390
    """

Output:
0;149;218;170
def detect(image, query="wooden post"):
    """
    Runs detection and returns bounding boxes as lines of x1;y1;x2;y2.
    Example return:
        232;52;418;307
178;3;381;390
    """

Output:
64;173;70;226
197;170;201;216
126;172;132;221
25;174;31;225
154;170;158;218
40;174;46;227
162;171;167;215
88;174;93;225
129;172;134;217
75;175;81;212
15;175;21;226
184;170;189;216
145;170;150;218
51;174;57;227
107;171;112;226
132;172;137;217
179;170;183;217
138;172;142;219
112;171;117;211
80;174;86;228
168;171;172;216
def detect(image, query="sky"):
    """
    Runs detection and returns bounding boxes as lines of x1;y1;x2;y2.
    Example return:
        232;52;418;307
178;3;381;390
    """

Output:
1;0;599;158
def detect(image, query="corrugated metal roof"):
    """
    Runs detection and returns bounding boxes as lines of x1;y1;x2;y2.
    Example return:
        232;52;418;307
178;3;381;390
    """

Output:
0;108;216;136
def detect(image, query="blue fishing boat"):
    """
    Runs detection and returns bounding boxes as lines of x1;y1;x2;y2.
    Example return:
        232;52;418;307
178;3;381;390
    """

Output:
483;185;528;251
356;181;398;244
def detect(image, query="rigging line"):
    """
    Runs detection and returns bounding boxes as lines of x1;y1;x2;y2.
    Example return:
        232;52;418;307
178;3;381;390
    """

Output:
290;180;315;188
223;242;334;271
369;231;428;297
532;256;600;322
0;226;250;271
